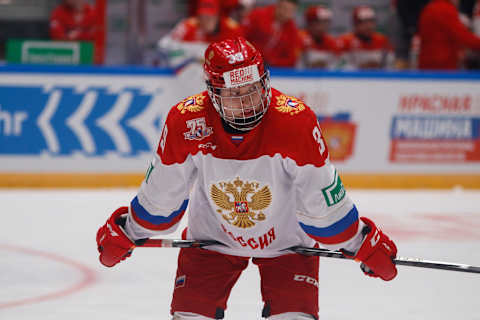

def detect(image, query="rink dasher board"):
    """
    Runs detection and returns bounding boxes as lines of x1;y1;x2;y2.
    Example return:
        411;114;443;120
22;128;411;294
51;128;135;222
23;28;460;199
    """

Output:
0;65;479;188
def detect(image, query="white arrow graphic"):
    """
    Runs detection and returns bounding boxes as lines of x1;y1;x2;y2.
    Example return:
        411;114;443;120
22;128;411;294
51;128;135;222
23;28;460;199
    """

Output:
66;91;97;154
127;93;162;150
37;89;61;153
97;92;132;154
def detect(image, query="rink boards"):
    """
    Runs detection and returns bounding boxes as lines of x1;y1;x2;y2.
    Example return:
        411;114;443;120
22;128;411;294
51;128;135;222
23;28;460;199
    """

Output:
0;64;479;188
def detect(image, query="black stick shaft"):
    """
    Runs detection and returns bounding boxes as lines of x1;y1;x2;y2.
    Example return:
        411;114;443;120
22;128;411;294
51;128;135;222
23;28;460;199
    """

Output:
287;246;480;274
136;239;480;274
137;238;223;248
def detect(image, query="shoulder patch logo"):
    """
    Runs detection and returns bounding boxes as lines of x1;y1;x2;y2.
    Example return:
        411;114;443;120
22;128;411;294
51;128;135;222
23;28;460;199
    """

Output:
322;170;346;207
177;94;206;114
211;177;271;229
275;95;306;115
184;117;213;141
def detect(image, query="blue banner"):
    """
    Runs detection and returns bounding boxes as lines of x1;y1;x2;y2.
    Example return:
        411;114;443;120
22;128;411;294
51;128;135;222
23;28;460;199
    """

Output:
0;85;162;156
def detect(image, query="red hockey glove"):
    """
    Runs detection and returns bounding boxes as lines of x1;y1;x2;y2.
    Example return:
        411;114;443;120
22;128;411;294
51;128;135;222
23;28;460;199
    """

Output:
343;217;398;281
96;206;135;267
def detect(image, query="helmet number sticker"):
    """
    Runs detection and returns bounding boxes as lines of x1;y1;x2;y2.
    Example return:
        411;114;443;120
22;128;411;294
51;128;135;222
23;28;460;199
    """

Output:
227;52;245;64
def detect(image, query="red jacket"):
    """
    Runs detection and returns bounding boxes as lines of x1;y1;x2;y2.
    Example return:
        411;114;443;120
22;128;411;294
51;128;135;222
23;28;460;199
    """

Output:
418;0;480;69
50;3;97;41
299;30;340;68
337;32;394;69
243;5;302;67
171;16;243;43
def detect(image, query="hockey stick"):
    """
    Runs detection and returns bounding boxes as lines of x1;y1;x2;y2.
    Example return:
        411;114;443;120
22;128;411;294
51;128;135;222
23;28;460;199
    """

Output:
135;239;480;274
135;238;224;248
286;246;480;274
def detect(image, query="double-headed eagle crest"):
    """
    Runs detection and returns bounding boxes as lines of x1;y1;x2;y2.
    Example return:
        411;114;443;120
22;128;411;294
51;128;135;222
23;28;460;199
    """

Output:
177;94;206;114
210;177;272;228
275;94;306;115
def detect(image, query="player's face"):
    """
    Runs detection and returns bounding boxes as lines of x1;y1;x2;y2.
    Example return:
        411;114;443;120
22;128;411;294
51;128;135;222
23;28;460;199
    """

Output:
64;0;84;9
218;82;264;121
308;20;330;36
198;14;219;34
275;0;297;24
355;20;375;36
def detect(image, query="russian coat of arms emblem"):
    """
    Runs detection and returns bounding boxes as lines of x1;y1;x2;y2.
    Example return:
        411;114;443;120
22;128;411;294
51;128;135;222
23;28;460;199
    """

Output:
210;177;272;228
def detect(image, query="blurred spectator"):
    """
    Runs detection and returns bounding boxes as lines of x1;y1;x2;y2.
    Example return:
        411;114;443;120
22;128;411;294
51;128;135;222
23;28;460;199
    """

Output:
223;0;256;24
50;0;97;42
393;0;430;68
474;0;480;34
243;0;302;67
298;5;340;69
463;0;480;68
337;6;395;70
188;0;255;23
157;0;243;68
418;0;480;70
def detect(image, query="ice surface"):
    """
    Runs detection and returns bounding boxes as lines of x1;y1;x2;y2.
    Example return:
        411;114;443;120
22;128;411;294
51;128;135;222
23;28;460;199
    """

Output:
1;189;479;319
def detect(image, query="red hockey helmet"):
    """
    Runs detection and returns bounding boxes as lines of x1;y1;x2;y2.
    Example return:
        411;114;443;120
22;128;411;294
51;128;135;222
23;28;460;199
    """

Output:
305;5;332;23
352;5;376;24
204;36;271;131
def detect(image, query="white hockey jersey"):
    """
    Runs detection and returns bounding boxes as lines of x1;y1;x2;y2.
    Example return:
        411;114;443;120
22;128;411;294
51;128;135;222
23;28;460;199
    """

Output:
124;88;364;258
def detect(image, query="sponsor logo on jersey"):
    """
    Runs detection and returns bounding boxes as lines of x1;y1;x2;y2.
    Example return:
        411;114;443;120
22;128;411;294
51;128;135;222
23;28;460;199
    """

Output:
223;65;260;88
176;94;206;114
198;142;217;151
211;177;271;229
322;170;346;207
275;95;306;115
293;274;319;288
221;224;276;250
184;117;213;141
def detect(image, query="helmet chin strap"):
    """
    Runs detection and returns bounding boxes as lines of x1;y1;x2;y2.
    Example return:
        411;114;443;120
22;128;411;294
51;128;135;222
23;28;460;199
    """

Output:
222;116;262;133
229;114;263;131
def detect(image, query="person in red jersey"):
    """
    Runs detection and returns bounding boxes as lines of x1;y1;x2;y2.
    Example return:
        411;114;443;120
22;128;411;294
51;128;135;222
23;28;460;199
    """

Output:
221;0;256;24
242;0;303;67
158;0;243;67
96;36;398;320
474;0;480;35
299;5;340;69
188;0;255;22
49;0;97;42
418;0;480;69
337;5;395;70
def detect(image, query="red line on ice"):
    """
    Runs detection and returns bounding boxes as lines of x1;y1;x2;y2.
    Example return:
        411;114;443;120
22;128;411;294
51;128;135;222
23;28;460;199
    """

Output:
0;244;97;309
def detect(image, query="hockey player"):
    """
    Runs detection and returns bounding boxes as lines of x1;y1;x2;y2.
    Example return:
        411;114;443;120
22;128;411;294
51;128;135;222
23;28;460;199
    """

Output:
299;5;340;69
50;0;97;42
418;0;480;70
157;0;243;68
242;0;303;67
96;36;398;320
337;6;395;69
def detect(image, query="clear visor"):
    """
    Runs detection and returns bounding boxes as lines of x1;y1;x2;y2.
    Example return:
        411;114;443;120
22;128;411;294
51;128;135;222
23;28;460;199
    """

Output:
207;71;271;131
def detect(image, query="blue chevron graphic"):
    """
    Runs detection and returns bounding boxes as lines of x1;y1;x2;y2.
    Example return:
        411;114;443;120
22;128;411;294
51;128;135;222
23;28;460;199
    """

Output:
0;85;161;156
0;86;49;154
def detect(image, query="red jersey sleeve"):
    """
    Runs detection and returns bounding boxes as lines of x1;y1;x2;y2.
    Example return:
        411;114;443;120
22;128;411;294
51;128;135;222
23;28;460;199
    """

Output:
49;7;68;39
442;3;480;50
